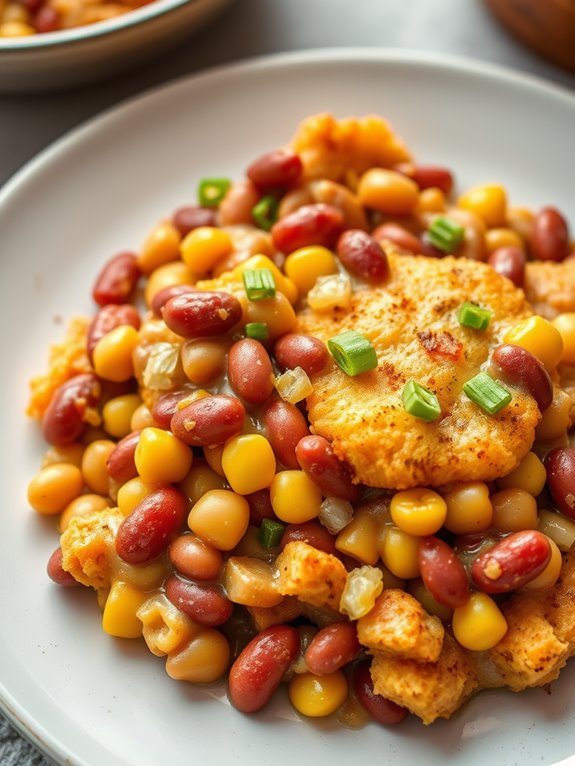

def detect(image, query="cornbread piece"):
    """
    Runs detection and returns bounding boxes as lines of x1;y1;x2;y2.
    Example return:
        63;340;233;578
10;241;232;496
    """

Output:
525;259;575;319
542;551;575;645
275;541;348;611
60;508;122;590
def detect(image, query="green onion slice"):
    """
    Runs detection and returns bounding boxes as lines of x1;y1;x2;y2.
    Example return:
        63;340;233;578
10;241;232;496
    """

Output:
242;268;276;301
327;330;378;376
427;216;465;253
197;177;231;207
252;195;279;231
402;380;442;422
463;372;512;415
245;322;269;341
458;302;492;330
258;518;285;548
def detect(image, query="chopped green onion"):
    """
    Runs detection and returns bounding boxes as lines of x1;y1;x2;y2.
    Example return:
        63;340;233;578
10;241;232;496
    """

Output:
258;518;285;548
327;330;378;376
401;380;442;422
197;177;231;207
245;322;269;341
252;195;278;231
463;372;512;415
458;301;492;330
427;216;465;253
242;268;276;301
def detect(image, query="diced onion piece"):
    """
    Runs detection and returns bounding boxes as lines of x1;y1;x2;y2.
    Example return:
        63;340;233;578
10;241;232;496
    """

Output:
275;367;314;403
307;273;352;312
538;509;575;552
339;565;384;620
143;343;181;390
319;497;354;534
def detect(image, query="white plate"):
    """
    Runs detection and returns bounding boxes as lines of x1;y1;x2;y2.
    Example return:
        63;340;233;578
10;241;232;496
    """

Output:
1;49;575;766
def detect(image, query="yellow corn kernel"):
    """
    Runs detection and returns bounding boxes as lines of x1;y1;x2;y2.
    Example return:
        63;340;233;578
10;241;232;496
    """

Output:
181;338;227;385
552;313;575;365
339;565;383;619
3;4;29;22
407;579;453;623
134;427;193;484
81;439;115;496
357;169;419;215
490;488;538;532
180;226;233;274
102;394;142;439
289;671;348;717
187;489;249;551
224;556;283;607
496;451;546;496
443;481;494;534
137;593;199;656
270;470;322;524
42;443;85;468
138;221;181;275
233;254;298;305
179;462;227;505
485;227;524;254
417;187;446;213
335;507;380;566
284;246;338;294
130;404;155;431
457;184;507;228
507;206;534;242
389;488;447;537
60;494;109;532
144;260;195;307
380;526;420;579
243;291;298;341
452;592;508;651
203;443;226;477
221;434;276;494
93;325;140;382
503;315;563;372
523;538;562;591
0;20;34;35
117;477;157;516
537;509;575;552
535;389;571;443
166;628;230;683
27;463;84;515
102;580;148;638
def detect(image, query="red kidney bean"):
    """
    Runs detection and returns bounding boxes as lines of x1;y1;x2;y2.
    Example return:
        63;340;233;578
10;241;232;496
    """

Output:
151;284;195;318
304;622;360;675
352;661;407;725
170;394;246;447
418;537;470;608
47;547;81;587
42;373;101;446
228;339;275;405
150;390;193;430
33;5;60;32
169;534;224;580
273;333;328;377
337;229;389;282
398;163;453;195
491;344;553;411
531;207;570;262
280;521;337;556
165;575;232;627
295;435;360;502
106;430;141;484
172;205;217;237
87;303;141;360
488;246;526;288
263;399;310;469
271;203;344;254
470;530;551;593
162;291;242;338
92;252;140;306
115;486;187;564
228;625;300;713
246;489;275;525
544;447;575;519
371;222;423;255
247;148;303;191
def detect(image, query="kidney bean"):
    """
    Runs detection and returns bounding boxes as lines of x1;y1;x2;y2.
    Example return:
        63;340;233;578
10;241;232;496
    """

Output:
488;246;526;288
47;547;81;587
228;339;275;405
309;179;369;231
169;534;224;580
337;229;389;282
92;252;140;306
106;430;140;484
150;390;194;430
87;303;141;359
162;291;242;338
280;520;337;555
263;399;310;469
245;489;275;525
151;284;195;318
115;486;187;564
418;537;470;608
33;6;60;32
219;179;261;226
42;373;101;446
172;205;217;237
304;622;360;675
273;334;328;377
396;163;453;195
544;447;575;519
470;530;551;593
247;148;303;191
295;435;360;502
352;661;407;725
371;222;423;255
491;344;553;411
228;625;300;713
271;203;343;254
531;207;570;262
165;575;232;627
171;394;246;446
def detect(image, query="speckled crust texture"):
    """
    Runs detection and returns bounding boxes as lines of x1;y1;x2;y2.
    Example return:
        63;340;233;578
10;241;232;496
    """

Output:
524;259;575;319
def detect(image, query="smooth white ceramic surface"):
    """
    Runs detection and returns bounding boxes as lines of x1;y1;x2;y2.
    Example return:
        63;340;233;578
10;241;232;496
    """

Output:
1;49;575;766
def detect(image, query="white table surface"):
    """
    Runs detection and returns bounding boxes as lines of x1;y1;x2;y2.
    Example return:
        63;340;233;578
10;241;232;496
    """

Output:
1;0;574;763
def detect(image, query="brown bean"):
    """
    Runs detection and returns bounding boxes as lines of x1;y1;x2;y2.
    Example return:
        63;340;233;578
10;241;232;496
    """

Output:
352;661;407;725
531;207;570;262
295;435;360;502
170;394;246;446
228;339;275;405
304;622;360;675
219;180;261;226
280;520;337;555
337;229;389;282
106;430;140;484
228;625;300;713
488;246;526;287
247;148;303;190
42;373;101;446
491;344;553;411
273;334;328;377
87;304;141;359
92;252;141;306
172;205;217;237
150;284;195;318
371;222;423;255
418;537;470;608
470;530;551;593
115;486;187;564
309;179;369;230
544;447;575;519
396;163;453;195
162;291;242;338
165;575;232;626
263;399;310;469
169;534;224;580
271;203;344;254
47;547;81;587
246;489;275;525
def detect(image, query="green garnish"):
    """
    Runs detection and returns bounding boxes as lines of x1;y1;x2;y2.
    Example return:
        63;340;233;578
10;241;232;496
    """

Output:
327;330;378;376
463;372;512;415
402;380;442;422
427;216;465;253
458;302;492;331
245;322;269;341
197;177;231;207
252;195;279;231
242;268;276;301
258;518;285;548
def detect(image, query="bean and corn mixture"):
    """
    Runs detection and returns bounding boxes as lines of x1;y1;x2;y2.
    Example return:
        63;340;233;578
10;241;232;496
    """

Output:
27;113;575;726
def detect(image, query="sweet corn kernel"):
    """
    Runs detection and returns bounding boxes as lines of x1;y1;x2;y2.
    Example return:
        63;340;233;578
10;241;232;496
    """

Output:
203;444;226;477
102;580;148;638
60;494;109;532
269;470;322;524
0;20;34;35
112;556;167;590
380;526;420;579
289;671;348;717
243;292;298;340
537;509;575;552
284;246;338;294
503;316;563;372
233;254;298;305
552;313;575;365
81;439;115;496
335;508;380;565
339;565;383;619
457;184;507;228
166;628;230;683
221;434;276;494
93;325;140;382
523;538;562;590
223;556;283;607
485;227;524;253
452;592;507;651
188;489;250;551
144;261;195;307
117;477;157;516
42;443;85;468
138;221;181;275
417;187;446;213
357;169;419;215
137;593;199;656
180;226;233;274
130;404;155;431
102;394;142;439
496;451;546;496
389;488;447;537
27;463;84;515
535;389;571;443
179;462;227;505
490;488;538;532
134;427;193;484
443;482;493;535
